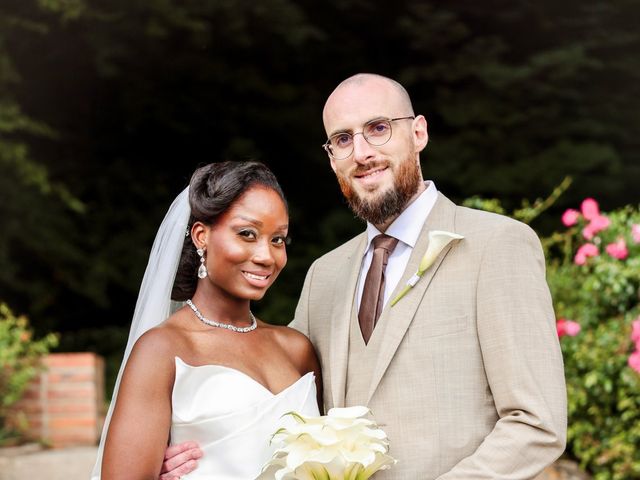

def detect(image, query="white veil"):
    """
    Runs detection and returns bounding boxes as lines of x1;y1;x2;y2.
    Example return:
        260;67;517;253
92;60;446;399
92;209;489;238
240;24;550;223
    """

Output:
91;187;191;479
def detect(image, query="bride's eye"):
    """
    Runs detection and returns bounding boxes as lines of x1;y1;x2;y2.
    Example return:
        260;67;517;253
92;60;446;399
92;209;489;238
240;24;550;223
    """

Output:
271;235;288;246
238;229;257;240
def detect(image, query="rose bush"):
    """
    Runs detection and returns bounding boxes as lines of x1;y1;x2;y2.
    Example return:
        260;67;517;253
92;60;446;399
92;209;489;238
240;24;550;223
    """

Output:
546;198;640;479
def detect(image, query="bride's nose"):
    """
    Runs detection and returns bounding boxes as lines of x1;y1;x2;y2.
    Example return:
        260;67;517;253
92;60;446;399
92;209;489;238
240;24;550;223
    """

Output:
251;240;275;266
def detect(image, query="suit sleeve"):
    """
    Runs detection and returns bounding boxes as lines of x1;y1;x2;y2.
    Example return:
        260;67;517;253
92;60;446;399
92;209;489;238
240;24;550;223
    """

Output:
288;260;318;338
437;221;567;479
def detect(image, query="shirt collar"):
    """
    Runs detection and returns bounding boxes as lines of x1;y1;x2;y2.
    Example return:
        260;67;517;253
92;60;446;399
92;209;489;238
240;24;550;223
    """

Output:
365;180;438;251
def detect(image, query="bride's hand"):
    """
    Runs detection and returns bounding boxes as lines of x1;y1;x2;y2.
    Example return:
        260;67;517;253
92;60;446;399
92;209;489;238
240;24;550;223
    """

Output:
159;441;203;480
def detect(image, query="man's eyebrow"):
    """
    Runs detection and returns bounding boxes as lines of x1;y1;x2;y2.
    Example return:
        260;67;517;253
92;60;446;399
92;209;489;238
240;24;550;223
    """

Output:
328;126;351;138
328;116;389;138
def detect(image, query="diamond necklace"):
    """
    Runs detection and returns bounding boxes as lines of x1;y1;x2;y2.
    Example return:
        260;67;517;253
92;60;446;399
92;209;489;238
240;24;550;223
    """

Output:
186;299;257;333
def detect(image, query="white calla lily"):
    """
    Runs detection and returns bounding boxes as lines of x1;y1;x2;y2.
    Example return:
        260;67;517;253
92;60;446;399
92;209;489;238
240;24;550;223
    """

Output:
390;230;464;306
328;406;370;418
258;407;396;480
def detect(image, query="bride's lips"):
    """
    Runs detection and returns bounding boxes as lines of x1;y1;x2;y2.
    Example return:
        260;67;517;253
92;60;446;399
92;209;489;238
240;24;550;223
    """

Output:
242;270;272;288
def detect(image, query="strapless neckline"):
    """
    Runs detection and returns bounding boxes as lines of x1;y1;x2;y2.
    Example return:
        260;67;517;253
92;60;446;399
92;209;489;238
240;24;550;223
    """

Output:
171;356;320;479
174;356;314;397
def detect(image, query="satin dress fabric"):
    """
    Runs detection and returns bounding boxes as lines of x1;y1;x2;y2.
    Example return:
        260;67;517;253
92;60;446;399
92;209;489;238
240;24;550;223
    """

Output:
171;357;320;479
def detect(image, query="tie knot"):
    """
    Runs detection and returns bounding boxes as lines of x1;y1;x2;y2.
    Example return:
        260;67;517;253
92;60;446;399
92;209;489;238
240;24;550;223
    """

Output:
372;234;399;254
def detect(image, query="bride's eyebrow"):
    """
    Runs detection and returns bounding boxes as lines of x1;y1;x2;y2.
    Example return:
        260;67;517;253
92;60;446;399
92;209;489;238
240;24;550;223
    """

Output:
234;215;288;231
234;215;262;226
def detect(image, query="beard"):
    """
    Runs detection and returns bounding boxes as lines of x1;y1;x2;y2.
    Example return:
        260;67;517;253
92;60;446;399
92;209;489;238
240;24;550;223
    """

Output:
337;153;422;226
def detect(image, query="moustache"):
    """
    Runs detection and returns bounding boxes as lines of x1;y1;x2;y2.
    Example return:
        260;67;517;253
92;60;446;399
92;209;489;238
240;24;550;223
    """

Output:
352;161;389;176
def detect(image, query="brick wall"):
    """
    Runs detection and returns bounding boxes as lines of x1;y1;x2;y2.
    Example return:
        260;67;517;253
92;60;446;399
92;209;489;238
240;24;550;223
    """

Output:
10;353;105;448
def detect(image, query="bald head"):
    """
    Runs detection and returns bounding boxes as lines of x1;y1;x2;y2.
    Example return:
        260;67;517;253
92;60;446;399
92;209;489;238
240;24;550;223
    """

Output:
323;73;414;126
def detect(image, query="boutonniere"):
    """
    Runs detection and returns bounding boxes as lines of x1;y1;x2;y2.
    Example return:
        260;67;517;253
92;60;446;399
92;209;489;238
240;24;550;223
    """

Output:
390;230;464;306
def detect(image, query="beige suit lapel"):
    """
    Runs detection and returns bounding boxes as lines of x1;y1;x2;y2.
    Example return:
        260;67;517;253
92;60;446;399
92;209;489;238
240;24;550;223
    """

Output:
366;193;458;404
328;233;367;409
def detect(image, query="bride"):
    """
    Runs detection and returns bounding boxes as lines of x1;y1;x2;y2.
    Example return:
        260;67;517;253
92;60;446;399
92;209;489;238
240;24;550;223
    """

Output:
91;161;322;479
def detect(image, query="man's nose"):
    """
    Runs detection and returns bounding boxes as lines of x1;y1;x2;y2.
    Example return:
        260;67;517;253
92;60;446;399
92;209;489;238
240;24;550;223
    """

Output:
352;133;376;164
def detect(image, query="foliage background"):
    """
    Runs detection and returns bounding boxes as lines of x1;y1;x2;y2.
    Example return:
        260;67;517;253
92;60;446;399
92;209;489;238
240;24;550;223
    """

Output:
547;204;640;478
1;0;639;468
0;303;58;444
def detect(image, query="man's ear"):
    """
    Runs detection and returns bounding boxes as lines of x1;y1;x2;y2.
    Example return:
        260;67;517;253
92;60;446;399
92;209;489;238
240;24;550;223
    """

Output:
413;115;429;153
191;222;208;249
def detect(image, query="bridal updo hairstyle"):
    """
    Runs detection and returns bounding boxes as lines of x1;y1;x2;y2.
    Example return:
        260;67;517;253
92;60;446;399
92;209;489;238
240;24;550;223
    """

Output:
171;160;287;301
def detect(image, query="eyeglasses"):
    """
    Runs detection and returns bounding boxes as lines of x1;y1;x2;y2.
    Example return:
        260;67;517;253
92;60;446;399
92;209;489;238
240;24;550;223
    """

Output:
322;116;415;160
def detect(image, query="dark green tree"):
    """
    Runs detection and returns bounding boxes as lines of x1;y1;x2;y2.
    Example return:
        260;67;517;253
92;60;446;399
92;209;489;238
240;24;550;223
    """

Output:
0;1;87;329
1;0;638;352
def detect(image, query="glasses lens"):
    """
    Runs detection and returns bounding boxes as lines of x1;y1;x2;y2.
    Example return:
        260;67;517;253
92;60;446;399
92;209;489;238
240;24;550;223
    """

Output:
363;119;392;146
327;133;353;159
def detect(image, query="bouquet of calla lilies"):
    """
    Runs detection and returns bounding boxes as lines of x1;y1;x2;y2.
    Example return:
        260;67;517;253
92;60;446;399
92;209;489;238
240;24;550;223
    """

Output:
258;406;396;480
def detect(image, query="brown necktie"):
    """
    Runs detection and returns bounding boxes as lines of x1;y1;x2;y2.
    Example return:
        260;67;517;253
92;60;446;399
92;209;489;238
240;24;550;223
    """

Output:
359;234;399;344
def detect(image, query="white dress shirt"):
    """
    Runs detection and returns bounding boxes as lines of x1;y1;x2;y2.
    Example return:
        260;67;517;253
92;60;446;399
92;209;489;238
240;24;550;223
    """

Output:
356;181;438;312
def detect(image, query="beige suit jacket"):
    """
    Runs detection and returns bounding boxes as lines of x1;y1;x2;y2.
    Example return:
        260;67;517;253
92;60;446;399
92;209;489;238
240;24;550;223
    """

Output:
290;193;566;479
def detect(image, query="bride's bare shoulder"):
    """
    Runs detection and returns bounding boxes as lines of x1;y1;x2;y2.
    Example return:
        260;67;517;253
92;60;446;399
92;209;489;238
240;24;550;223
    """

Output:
265;321;307;345
268;324;319;373
128;312;190;366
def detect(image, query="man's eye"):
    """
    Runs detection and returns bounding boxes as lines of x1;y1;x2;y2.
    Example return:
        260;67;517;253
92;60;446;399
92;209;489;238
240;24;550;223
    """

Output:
366;121;390;136
333;134;352;148
238;230;257;240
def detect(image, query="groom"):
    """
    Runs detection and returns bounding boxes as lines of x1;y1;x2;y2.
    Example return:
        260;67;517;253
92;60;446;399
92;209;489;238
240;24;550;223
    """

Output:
162;73;567;478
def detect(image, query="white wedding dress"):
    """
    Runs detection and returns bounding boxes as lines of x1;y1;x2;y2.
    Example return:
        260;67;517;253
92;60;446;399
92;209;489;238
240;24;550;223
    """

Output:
171;357;320;479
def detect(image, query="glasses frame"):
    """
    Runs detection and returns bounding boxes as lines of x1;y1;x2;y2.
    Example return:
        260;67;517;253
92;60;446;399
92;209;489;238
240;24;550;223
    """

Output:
322;116;415;160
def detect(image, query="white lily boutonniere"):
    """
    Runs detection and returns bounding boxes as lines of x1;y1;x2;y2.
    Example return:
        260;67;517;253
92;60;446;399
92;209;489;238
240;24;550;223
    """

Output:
390;230;464;306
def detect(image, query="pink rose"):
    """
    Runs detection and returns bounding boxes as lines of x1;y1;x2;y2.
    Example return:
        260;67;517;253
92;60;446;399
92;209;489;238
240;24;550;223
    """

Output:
605;238;628;260
632;224;640;244
582;226;594;240
574;243;599;265
561;209;580;227
628;351;640;374
590;215;611;232
556;318;581;337
631;319;640;347
581;198;600;220
582;215;611;240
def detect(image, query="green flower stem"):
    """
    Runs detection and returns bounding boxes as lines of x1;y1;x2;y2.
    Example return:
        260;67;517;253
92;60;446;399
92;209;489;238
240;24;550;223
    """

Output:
390;273;423;306
390;285;412;306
